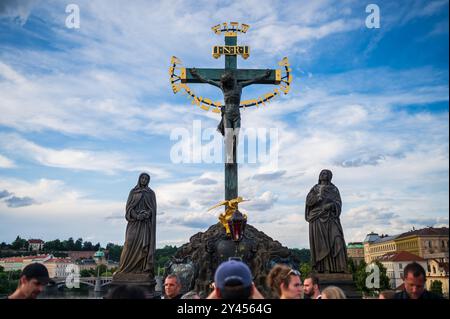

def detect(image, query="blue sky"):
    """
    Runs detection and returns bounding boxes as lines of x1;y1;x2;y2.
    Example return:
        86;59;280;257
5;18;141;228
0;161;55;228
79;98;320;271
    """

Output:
0;0;448;248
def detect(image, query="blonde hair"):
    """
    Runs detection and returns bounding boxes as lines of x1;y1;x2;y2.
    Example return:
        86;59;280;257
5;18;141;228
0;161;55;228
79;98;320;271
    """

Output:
322;286;346;299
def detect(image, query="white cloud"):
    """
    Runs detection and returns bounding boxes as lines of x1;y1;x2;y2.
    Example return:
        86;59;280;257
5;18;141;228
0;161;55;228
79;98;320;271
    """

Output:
0;1;448;249
0;133;170;177
0;154;15;168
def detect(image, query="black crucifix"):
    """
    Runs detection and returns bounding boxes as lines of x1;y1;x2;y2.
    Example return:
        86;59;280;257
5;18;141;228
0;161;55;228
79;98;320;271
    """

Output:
173;22;284;202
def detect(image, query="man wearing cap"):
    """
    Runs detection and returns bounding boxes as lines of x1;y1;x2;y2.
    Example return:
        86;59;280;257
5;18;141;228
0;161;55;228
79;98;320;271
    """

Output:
207;260;264;299
8;263;52;299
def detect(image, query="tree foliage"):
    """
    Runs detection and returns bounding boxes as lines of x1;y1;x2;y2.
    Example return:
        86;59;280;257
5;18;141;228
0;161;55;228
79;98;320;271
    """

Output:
354;260;391;296
430;280;443;297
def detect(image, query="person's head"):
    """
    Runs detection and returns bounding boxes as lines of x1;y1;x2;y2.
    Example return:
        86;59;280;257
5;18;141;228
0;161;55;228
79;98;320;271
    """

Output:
105;285;147;299
266;264;303;299
303;275;320;298
220;71;235;88
164;274;182;299
319;169;332;184
15;263;51;299
379;290;396;299
214;260;253;299
181;290;201;299
138;172;150;188
321;286;346;299
403;262;426;299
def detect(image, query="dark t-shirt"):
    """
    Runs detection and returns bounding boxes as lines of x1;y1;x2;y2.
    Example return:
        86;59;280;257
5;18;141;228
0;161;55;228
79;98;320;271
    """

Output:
394;290;443;299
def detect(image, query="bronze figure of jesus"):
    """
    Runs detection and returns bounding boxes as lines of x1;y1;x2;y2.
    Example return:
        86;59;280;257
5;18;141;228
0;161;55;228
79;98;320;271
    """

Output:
190;68;271;163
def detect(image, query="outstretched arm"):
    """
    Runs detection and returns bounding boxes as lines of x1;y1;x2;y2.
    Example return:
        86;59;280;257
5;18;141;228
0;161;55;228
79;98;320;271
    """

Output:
241;69;272;87
190;68;221;88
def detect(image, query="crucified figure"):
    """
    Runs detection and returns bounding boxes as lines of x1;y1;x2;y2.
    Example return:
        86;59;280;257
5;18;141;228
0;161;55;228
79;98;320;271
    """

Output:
190;68;271;163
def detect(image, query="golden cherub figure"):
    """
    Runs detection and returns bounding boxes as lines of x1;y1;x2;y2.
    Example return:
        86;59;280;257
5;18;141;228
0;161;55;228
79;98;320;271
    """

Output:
208;196;248;236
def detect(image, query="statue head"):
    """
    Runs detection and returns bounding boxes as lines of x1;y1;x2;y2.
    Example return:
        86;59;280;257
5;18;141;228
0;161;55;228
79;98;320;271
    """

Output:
228;210;247;242
138;172;150;188
220;71;235;88
318;169;332;184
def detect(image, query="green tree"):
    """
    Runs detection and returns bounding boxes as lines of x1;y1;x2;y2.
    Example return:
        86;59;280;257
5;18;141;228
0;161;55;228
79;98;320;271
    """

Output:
80;269;93;277
299;262;312;279
347;258;357;274
106;243;123;262
430;280;443;297
155;245;178;269
11;236;27;250
83;241;93;251
101;271;113;277
0;272;18;294
95;264;108;276
43;239;64;252
289;248;311;264
74;238;83;251
354;260;391;296
62;237;75;251
0;266;4;273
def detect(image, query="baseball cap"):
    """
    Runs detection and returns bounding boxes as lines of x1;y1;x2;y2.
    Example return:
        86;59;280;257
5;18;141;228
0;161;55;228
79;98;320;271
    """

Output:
214;260;252;290
21;263;53;285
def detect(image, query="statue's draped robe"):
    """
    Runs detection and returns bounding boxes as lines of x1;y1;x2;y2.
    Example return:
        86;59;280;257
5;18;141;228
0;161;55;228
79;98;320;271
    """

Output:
116;185;157;277
305;183;347;273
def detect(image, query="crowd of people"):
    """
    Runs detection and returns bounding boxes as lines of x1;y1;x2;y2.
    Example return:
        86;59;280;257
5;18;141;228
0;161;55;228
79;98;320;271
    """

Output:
5;260;443;299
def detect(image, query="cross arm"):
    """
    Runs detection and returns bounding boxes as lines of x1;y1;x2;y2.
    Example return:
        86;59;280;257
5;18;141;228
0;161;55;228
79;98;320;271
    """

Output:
190;68;221;88
181;68;281;85
240;69;271;87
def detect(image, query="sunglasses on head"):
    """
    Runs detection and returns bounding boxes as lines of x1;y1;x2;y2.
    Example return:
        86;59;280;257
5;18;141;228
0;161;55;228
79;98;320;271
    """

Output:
284;269;301;280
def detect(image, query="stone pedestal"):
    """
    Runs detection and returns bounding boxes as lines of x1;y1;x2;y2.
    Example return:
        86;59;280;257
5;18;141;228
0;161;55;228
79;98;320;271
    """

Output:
110;273;159;299
166;223;301;298
314;273;361;299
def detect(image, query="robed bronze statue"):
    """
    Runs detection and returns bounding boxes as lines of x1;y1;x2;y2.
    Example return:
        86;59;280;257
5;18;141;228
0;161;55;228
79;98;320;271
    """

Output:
305;169;347;273
114;173;157;282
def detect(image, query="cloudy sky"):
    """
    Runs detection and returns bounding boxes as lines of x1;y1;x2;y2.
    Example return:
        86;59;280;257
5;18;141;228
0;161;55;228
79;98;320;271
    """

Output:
0;0;448;249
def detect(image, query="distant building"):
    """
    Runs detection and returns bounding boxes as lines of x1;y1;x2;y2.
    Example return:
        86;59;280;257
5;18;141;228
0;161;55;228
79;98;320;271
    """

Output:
347;242;364;266
67;251;98;261
363;233;399;262
75;250;118;274
28;239;45;252
363;227;449;263
377;251;427;290
427;259;449;298
67;250;109;261
93;250;106;265
22;254;53;268
44;258;74;278
0;254;53;272
0;257;24;272
77;258;97;273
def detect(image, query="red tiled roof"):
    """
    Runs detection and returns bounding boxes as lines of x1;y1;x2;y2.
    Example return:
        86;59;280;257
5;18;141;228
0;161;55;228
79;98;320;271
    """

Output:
23;254;50;260
28;239;44;243
378;251;425;262
0;257;24;263
45;258;72;263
